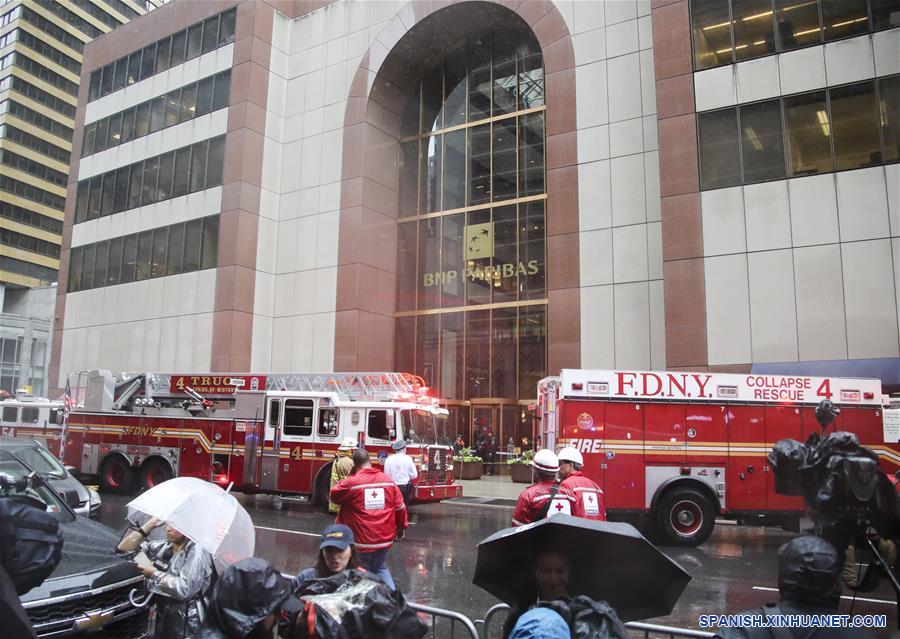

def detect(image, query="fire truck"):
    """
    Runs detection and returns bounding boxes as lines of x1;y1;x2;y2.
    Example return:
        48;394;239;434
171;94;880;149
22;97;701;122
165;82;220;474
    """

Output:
538;368;899;546
0;390;64;451
61;370;462;504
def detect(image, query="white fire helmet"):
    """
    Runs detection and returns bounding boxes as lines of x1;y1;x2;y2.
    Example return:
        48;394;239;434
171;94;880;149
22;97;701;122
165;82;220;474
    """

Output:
557;447;584;466
532;449;559;473
338;437;357;451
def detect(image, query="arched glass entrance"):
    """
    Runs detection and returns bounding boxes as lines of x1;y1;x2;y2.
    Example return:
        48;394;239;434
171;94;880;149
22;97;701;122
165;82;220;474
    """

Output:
391;17;546;450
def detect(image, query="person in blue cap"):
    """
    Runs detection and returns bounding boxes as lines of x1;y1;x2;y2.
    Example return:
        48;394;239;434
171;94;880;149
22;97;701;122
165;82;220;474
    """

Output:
290;524;360;591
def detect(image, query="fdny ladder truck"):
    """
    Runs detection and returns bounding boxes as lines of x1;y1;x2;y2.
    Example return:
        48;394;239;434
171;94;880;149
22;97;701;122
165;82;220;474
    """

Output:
60;370;462;504
538;368;900;546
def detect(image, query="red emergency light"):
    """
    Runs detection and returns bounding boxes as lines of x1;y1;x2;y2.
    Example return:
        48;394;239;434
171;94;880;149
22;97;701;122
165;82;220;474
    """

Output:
213;474;229;485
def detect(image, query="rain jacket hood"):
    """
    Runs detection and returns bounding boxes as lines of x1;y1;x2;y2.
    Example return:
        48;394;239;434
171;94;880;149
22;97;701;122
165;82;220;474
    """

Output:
777;536;841;609
201;558;291;638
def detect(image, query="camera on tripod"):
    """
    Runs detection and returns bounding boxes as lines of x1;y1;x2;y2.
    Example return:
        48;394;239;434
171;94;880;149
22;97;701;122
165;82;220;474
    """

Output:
769;399;899;541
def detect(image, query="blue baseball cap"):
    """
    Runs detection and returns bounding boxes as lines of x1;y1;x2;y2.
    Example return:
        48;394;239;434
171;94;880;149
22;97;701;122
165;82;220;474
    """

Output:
319;524;354;550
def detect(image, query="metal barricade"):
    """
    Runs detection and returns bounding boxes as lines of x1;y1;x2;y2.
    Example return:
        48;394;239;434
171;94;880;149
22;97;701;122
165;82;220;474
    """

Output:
408;601;481;639
474;603;715;639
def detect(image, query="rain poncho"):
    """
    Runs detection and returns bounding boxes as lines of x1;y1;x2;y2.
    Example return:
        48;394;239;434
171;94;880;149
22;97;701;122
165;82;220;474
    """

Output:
715;537;876;639
503;596;628;639
509;608;570;638
293;569;426;639
141;538;214;639
193;557;292;639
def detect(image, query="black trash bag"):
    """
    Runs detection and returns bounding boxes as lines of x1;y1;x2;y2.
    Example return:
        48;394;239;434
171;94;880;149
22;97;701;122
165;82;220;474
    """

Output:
293;569;426;639
197;557;292;639
536;595;628;639
768;439;808;495
0;494;63;595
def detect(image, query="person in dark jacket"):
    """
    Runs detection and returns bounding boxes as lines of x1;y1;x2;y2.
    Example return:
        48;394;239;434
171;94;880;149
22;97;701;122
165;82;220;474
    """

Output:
290;524;361;592
193;558;293;639
715;536;876;639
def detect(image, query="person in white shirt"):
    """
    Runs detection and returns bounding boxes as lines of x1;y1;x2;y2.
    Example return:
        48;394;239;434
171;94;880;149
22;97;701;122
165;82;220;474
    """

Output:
383;439;418;507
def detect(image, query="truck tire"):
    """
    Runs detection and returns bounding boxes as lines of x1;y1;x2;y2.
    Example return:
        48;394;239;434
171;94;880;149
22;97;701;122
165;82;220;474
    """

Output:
311;464;332;510
139;459;173;491
655;486;715;546
99;456;135;494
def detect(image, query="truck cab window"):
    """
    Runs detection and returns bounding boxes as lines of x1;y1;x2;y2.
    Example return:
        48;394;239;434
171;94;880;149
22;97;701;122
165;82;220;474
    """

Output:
50;408;63;425
367;410;391;440
284;399;313;437
1;407;16;423
268;399;280;427
318;408;339;437
21;408;39;424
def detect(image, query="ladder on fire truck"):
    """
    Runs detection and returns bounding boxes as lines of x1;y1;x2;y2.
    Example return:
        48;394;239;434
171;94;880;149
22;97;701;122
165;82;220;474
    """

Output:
80;371;426;401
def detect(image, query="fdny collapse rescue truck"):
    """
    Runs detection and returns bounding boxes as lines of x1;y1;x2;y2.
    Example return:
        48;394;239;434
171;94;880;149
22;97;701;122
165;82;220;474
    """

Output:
59;370;462;504
538;368;900;546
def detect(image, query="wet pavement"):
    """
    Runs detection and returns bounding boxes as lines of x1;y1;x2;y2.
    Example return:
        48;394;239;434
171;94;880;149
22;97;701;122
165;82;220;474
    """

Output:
96;494;897;634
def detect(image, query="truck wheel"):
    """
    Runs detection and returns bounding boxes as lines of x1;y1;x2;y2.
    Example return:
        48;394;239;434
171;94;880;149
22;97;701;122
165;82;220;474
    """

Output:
656;486;715;546
99;456;134;494
311;464;332;511
139;459;173;491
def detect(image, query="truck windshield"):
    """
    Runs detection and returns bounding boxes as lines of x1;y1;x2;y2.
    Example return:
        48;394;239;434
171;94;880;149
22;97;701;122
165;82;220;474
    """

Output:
402;409;452;446
0;450;74;522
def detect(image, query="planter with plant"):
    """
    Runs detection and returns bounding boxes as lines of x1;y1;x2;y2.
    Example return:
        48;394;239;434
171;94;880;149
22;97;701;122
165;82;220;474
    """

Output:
453;448;483;480
507;449;534;483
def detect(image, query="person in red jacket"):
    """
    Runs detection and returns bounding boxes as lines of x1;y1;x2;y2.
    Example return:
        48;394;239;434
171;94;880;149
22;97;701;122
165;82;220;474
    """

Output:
329;448;408;590
558;447;606;521
512;449;577;526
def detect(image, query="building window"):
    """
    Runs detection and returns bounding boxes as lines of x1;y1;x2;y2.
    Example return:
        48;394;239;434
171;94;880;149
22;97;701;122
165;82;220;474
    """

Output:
67;215;219;293
697;76;900;189
75;135;227;223
81;71;230;158
690;0;900;70
88;8;236;102
394;28;546;401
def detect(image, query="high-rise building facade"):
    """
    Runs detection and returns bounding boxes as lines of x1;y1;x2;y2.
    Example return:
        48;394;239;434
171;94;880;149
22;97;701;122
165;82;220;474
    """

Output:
0;0;164;292
50;0;899;444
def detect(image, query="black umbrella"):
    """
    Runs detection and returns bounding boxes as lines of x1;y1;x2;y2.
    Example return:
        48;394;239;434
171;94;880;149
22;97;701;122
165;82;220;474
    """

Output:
472;515;691;622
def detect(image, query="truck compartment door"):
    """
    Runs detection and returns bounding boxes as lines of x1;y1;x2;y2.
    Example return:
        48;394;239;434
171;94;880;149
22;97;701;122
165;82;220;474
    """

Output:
765;405;804;510
726;405;766;510
260;398;282;491
644;404;685;463
603;403;644;509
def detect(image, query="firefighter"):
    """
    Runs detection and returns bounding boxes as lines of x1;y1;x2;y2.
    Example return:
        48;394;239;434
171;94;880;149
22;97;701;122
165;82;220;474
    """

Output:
330;449;408;590
512;449;576;527
557;447;606;521
384;439;418;507
328;437;357;514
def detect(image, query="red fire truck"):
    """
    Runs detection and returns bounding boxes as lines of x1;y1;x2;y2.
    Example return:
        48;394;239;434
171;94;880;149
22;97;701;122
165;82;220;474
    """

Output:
538;368;899;546
0;390;64;451
60;370;462;504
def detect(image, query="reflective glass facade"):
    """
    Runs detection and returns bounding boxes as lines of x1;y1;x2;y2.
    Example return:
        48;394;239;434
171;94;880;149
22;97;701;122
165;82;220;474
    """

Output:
394;30;546;402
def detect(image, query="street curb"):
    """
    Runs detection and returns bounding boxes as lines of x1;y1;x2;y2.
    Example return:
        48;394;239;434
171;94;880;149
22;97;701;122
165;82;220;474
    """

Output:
447;496;516;508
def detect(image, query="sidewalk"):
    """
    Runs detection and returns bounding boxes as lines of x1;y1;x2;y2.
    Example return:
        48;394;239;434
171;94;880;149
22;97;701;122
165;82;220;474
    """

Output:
453;473;522;506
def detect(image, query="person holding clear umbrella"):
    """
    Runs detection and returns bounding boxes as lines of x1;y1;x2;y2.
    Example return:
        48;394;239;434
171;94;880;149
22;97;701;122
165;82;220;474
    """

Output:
117;477;256;639
118;515;215;638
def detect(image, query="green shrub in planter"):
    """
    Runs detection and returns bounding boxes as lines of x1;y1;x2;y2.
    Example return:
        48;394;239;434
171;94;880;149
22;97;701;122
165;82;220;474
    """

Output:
453;448;483;480
507;449;534;483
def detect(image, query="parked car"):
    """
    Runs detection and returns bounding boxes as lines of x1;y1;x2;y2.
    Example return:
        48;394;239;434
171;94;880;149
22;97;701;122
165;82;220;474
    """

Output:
0;437;100;518
0;448;148;638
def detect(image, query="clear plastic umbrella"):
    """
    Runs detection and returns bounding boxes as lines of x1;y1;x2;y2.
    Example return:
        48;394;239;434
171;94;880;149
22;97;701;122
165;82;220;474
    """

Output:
126;477;255;573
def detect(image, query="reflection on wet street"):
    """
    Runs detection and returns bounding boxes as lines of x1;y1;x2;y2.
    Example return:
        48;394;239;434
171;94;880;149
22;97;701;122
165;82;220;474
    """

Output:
98;494;897;631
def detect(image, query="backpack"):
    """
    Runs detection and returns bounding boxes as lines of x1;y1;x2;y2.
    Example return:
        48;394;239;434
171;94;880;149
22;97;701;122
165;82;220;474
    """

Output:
0;494;64;595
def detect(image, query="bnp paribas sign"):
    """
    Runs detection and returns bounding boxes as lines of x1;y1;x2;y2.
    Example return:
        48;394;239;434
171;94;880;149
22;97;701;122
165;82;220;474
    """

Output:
422;221;540;287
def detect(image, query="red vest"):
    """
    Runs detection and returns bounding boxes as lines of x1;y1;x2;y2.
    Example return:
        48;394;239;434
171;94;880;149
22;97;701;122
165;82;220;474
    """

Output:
560;471;606;521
